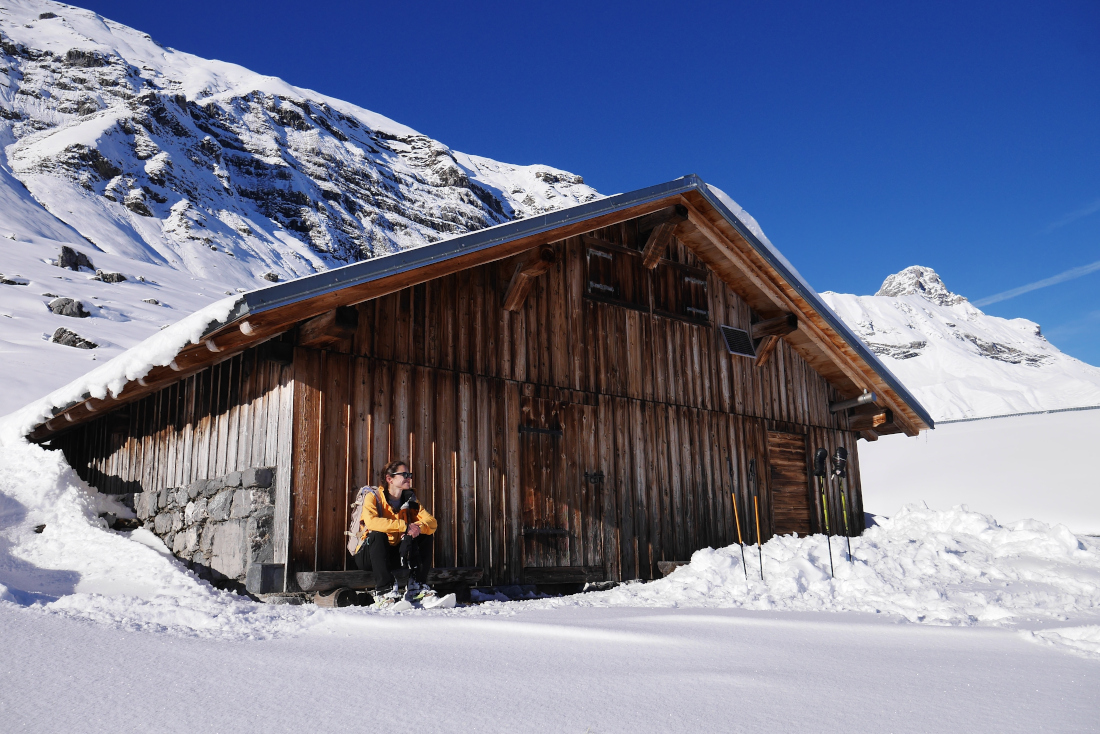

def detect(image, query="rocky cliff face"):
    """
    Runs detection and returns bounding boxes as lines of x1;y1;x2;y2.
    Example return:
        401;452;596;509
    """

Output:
0;1;598;280
823;267;1100;420
0;0;600;413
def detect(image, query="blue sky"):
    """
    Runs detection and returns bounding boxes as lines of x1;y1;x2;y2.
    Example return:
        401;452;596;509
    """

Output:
84;0;1100;364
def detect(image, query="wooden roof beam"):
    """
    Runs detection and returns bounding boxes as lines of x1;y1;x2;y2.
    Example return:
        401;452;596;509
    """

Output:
297;306;358;348
503;245;558;312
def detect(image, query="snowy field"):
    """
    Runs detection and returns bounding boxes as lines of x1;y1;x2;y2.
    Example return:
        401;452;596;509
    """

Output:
2;438;1099;732
861;409;1100;535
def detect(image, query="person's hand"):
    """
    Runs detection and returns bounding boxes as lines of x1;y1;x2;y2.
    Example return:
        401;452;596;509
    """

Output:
406;523;421;538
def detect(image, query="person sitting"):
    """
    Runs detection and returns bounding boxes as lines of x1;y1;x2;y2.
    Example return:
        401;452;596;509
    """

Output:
353;459;438;605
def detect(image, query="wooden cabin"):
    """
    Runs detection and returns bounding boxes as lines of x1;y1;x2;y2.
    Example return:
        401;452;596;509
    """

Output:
27;176;933;592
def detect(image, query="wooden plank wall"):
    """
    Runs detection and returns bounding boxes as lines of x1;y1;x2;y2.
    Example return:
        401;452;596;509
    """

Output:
52;346;297;559
287;222;865;582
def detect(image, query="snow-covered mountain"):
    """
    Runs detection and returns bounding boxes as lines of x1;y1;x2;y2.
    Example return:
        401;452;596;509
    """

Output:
0;0;599;414
823;266;1100;421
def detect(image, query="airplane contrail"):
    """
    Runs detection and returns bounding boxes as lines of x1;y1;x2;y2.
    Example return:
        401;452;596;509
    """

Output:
973;258;1100;307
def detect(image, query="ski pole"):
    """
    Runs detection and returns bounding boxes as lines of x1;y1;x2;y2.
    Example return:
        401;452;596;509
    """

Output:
727;457;748;580
812;448;834;578
749;458;763;580
832;446;852;562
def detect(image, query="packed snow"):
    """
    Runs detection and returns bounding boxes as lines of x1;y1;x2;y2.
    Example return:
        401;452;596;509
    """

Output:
822;266;1100;420
1;435;1099;730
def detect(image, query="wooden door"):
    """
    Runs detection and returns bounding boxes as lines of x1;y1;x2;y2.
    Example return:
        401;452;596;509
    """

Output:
767;431;812;537
519;397;567;569
519;398;605;579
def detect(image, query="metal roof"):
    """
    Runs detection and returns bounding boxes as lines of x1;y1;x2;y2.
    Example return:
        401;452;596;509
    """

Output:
226;173;933;429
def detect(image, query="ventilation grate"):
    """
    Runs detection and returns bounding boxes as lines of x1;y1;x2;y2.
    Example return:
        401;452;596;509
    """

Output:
719;325;755;357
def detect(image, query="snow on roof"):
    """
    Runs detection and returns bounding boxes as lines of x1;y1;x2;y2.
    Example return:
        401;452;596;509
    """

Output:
0;295;241;445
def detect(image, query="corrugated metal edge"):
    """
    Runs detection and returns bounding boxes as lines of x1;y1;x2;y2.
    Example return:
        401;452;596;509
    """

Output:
234;176;704;318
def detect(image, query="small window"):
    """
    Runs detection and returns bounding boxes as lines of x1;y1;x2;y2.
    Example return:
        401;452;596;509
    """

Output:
719;325;755;357
653;261;710;323
585;243;648;310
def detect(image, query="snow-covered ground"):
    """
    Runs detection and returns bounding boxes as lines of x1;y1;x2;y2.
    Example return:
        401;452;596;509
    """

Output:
2;436;1098;731
860;408;1100;535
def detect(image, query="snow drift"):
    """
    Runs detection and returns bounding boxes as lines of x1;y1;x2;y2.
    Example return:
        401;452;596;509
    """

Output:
2;436;1098;657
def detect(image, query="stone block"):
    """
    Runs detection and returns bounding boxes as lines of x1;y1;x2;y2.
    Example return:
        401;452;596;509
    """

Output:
153;513;173;534
191;551;207;565
184;501;197;526
210;520;248;580
135;492;150;520
187;481;203;500
251;487;274;507
143;520;155;531
230;489;252;519
243;466;274;489
245;563;285;594
174;487;189;507
207;489;233;522
188;497;207;524
224;471;242;488
203;478;222;497
173;527;198;556
170;511;183;532
158;488;171;510
164;532;175;549
200;523;216;552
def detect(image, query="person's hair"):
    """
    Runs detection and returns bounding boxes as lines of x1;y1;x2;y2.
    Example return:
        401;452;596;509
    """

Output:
381;459;409;483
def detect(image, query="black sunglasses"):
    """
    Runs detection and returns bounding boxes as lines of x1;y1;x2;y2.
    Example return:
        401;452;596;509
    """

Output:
388;471;413;480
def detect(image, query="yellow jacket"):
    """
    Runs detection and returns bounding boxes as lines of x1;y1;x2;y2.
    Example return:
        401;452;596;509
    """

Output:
359;487;437;547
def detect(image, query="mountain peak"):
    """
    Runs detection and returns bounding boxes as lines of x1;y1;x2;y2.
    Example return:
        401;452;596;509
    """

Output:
876;266;967;306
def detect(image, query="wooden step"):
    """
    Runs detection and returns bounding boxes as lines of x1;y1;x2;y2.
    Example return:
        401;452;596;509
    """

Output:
295;567;483;592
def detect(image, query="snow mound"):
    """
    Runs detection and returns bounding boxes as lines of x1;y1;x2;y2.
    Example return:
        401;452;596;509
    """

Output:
3;435;1098;641
1026;625;1100;659
529;505;1100;627
0;439;320;639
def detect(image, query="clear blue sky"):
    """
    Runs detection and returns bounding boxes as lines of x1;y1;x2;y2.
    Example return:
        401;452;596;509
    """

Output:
84;0;1100;365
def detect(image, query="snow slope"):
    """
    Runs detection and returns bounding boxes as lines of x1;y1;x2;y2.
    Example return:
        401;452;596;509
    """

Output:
822;266;1100;420
859;408;1100;535
0;0;598;415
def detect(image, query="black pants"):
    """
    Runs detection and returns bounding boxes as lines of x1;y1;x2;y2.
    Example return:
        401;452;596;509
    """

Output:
354;531;432;588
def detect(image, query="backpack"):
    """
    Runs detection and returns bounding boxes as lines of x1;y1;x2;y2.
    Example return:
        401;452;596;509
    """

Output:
345;486;385;556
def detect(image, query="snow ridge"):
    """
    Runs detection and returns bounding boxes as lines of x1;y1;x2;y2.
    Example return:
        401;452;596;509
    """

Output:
823;267;1100;420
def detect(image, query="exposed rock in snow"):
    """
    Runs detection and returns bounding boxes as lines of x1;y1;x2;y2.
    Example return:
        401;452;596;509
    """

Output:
875;265;967;306
47;296;88;317
50;326;96;349
824;267;1100;420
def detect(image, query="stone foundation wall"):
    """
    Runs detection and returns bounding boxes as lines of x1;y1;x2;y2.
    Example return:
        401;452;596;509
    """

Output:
134;466;276;584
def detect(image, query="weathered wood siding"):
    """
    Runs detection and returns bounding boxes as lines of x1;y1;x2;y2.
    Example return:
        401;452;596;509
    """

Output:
52;346;297;562
289;225;864;583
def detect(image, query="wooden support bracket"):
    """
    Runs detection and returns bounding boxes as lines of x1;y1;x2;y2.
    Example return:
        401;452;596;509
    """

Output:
297;306;359;348
752;313;797;368
848;409;893;433
503;245;557;312
640;205;688;269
